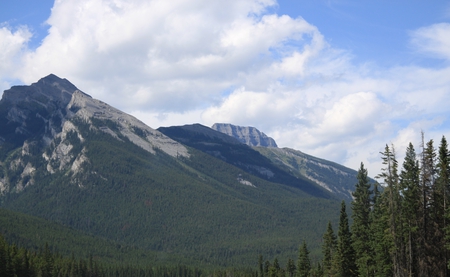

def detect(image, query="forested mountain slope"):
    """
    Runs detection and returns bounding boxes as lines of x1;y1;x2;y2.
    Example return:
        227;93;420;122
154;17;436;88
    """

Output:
158;124;331;199
0;74;343;267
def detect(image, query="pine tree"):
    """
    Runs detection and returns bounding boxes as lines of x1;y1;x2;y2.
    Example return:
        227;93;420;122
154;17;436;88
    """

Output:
370;183;393;277
334;201;357;277
377;144;405;277
418;137;436;276
351;162;373;277
322;221;337;277
264;260;271;277
433;136;450;276
286;258;296;277
259;255;264;277
40;242;54;277
297;240;311;277
399;142;421;277
310;262;323;277
269;258;281;277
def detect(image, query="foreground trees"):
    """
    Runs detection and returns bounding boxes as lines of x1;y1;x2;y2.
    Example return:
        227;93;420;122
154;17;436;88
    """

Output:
342;135;450;277
268;134;450;277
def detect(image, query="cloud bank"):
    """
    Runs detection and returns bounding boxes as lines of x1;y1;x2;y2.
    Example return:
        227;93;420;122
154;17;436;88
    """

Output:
1;0;450;176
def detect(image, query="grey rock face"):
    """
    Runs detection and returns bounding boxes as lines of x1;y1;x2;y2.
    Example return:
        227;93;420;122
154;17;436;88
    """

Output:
0;74;188;193
211;123;278;148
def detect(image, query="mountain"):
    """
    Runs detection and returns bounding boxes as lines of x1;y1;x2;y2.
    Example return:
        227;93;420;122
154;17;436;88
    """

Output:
254;147;359;200
211;123;358;200
158;124;331;199
211;123;278;147
0;74;343;267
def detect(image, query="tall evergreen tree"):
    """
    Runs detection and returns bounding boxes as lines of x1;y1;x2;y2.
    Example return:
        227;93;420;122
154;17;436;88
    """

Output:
297;240;311;277
377;144;405;277
322;221;337;277
351;162;373;277
399;142;421;277
370;183;393;277
418;137;436;276
269;258;281;277
286;258;296;277
259;255;264;277
334;201;357;277
434;136;450;276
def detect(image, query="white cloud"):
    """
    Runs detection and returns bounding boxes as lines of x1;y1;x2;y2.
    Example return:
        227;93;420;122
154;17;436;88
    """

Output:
0;25;31;78
410;23;450;60
316;92;385;138
1;0;450;178
19;0;320;113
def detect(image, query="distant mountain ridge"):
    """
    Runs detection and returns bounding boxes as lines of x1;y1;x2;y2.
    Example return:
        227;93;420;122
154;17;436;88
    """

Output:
158;123;331;199
210;123;358;200
212;123;278;147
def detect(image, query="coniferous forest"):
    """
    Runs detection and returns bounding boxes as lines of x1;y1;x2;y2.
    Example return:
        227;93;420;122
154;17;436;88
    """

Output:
258;134;450;277
1;134;449;277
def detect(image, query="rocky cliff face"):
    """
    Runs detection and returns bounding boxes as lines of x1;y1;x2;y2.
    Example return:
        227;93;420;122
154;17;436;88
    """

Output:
0;74;187;193
211;123;278;148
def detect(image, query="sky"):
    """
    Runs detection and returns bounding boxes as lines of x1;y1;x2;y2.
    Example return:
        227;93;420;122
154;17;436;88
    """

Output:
1;0;450;178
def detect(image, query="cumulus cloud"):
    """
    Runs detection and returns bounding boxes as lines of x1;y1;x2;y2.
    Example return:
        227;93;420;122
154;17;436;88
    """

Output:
0;25;31;83
17;0;324;112
1;0;450;177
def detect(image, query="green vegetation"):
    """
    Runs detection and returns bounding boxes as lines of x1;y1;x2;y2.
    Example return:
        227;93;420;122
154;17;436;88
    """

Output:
258;134;450;277
158;125;332;199
0;231;258;277
255;147;363;201
1;118;341;268
0;208;187;267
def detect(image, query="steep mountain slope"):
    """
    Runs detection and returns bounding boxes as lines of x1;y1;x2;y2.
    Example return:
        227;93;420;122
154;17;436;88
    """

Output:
255;147;359;200
211;123;360;200
0;75;342;266
158;124;332;199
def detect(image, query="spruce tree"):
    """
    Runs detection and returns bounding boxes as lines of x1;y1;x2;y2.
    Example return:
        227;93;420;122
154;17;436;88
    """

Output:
297;240;311;277
286;258;296;277
434;136;450;276
259;255;264;277
399;142;421;277
322;221;337;277
377;144;405;276
334;201;357;277
351;162;373;277
370;183;393;277
418;137;436;276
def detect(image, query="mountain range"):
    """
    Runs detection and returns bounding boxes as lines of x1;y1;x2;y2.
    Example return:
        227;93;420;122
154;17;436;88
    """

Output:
0;74;360;267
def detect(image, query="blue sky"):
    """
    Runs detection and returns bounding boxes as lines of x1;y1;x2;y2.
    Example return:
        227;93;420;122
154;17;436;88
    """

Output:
1;0;450;177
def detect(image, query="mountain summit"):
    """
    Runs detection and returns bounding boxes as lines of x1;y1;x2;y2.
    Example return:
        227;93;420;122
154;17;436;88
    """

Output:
0;74;187;192
211;123;278;147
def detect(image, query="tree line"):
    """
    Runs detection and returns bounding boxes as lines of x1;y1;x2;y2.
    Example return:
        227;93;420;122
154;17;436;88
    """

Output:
259;134;450;277
0;233;260;277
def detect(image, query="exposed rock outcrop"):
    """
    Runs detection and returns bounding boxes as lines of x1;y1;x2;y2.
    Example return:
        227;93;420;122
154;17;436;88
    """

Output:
0;74;188;193
211;123;278;147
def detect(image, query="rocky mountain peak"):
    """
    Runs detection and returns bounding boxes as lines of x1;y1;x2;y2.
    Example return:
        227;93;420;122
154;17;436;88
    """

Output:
211;123;278;148
2;74;82;107
0;74;189;192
